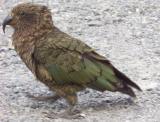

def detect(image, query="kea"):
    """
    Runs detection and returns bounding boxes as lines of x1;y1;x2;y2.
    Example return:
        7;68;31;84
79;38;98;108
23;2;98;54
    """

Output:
2;3;141;117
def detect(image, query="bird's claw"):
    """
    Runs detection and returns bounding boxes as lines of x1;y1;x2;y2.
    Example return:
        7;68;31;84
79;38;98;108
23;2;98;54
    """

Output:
43;111;85;119
43;111;58;119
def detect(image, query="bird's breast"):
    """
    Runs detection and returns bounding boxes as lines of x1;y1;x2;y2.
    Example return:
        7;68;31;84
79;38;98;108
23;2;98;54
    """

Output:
13;38;54;85
13;38;36;75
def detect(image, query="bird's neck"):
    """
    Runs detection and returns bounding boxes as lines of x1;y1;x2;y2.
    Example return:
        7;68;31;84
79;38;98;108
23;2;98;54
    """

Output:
14;25;52;38
12;26;53;75
12;25;53;55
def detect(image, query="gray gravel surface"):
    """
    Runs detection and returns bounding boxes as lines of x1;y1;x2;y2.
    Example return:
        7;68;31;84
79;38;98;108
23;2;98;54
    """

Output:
0;0;160;122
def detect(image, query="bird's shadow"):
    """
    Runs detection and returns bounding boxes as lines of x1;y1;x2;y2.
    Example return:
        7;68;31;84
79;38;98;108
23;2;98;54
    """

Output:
79;95;137;112
25;90;138;114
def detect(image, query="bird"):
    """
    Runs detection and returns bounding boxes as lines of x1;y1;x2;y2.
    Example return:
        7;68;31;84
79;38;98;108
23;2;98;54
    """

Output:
2;3;141;118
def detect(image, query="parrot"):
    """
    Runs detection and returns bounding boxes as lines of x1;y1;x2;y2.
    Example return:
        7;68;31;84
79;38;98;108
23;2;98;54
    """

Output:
2;3;141;117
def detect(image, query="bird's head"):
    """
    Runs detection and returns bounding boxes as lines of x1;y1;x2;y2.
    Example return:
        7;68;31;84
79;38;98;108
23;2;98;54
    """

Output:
2;3;53;33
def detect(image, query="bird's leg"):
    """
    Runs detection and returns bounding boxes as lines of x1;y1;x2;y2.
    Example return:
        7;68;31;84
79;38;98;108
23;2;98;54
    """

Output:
58;94;85;119
66;94;81;115
44;94;85;119
27;93;60;102
44;86;85;119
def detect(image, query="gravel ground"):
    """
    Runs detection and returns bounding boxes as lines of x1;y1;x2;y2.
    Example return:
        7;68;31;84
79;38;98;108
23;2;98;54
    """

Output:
0;0;160;122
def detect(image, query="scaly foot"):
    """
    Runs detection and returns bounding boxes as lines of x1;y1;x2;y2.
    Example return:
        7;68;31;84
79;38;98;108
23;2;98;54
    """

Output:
44;106;85;119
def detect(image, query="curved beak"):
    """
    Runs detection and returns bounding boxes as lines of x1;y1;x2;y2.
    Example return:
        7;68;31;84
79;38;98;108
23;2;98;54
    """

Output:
2;15;13;33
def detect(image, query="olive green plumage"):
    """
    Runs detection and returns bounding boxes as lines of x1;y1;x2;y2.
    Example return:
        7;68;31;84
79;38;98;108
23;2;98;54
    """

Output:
3;3;141;110
34;27;141;97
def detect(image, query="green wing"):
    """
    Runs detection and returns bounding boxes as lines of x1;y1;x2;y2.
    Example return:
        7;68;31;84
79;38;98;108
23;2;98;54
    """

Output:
34;28;141;97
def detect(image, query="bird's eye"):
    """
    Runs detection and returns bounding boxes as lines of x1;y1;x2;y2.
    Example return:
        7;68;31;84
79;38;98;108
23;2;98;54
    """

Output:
20;11;26;16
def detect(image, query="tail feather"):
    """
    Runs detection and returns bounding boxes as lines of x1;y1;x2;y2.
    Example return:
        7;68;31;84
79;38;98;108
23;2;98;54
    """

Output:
83;52;142;97
113;66;142;91
118;85;136;97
